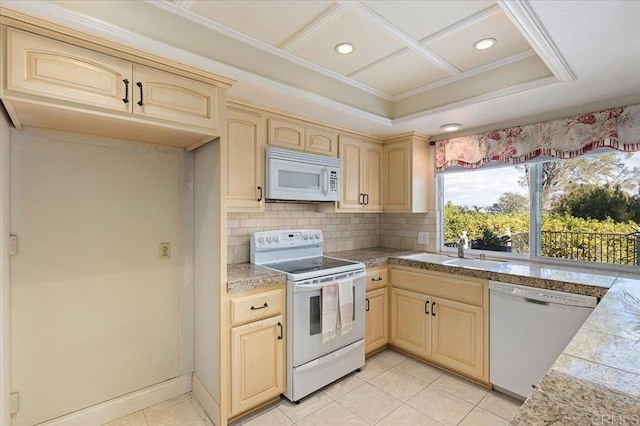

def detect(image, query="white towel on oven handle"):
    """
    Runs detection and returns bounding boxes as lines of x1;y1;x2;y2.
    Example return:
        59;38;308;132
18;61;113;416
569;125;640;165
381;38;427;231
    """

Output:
338;278;353;336
321;281;338;343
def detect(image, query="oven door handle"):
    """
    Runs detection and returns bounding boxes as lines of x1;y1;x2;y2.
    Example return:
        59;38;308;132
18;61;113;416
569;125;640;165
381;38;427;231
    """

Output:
293;283;324;292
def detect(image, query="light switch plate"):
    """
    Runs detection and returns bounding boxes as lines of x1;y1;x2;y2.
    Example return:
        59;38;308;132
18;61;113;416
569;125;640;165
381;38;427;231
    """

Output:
418;232;430;245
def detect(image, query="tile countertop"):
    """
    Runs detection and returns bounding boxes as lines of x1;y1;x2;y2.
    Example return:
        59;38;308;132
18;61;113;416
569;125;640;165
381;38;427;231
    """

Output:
227;248;640;423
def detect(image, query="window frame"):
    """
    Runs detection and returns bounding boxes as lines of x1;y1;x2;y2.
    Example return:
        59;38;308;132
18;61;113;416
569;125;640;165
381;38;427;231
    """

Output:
437;161;640;273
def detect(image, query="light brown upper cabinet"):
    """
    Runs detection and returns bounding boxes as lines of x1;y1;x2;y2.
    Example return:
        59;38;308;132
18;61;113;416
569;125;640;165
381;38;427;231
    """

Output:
227;109;266;212
338;135;383;212
1;27;231;149
268;118;337;157
383;133;432;213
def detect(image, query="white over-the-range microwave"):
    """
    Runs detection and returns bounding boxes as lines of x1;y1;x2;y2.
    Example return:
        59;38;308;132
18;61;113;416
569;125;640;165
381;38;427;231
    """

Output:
266;147;340;202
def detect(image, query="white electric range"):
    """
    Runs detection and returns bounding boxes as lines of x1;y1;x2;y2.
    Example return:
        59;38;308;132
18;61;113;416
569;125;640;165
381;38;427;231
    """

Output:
251;229;366;402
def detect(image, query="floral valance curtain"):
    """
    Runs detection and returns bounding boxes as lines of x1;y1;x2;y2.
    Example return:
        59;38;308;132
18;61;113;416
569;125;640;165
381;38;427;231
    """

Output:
435;104;640;172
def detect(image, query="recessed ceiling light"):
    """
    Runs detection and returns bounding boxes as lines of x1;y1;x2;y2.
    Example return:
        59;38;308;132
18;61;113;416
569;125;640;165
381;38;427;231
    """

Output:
335;43;354;55
440;123;463;132
473;38;496;50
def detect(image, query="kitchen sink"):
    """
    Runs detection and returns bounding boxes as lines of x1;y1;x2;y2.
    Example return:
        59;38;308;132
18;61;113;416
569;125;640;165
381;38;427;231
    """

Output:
398;253;453;263
442;257;503;269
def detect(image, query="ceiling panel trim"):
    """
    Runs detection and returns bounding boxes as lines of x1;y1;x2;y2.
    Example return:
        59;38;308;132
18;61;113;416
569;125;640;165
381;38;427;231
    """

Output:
419;4;502;45
174;0;192;9
393;50;538;101
498;0;576;82
337;0;462;76
146;0;393;100
279;3;345;51
347;47;408;78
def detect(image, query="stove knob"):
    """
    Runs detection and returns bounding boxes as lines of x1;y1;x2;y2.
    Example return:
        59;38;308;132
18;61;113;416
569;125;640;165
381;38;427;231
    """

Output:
258;237;265;244
266;236;273;243
274;236;279;243
303;234;309;240
315;233;320;239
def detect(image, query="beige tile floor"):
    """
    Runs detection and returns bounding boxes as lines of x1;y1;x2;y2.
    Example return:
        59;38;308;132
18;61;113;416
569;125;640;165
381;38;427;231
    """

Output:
108;349;523;426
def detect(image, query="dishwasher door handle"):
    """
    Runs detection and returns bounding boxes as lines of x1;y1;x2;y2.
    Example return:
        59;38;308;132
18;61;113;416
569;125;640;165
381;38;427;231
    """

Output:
524;297;550;306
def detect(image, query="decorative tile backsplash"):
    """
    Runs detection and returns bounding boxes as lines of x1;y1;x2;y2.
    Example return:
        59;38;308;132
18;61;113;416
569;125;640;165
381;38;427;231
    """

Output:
227;203;438;264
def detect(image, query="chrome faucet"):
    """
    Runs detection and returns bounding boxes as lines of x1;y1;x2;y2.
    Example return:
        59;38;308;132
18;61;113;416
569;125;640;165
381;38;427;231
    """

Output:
458;237;465;258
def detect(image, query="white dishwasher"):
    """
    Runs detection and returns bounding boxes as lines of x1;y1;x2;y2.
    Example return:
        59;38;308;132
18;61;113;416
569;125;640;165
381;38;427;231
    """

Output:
489;281;597;400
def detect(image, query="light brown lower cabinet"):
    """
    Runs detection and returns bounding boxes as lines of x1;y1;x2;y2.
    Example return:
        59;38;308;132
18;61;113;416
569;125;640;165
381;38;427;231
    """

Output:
389;268;488;381
365;287;388;354
230;315;284;416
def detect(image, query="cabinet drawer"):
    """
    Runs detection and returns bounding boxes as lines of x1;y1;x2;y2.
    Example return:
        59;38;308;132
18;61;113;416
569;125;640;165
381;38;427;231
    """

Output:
231;288;283;326
366;267;388;291
390;268;484;306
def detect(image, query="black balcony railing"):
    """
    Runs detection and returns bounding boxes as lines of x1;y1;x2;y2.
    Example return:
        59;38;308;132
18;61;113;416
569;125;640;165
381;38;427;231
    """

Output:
540;230;640;266
445;230;640;266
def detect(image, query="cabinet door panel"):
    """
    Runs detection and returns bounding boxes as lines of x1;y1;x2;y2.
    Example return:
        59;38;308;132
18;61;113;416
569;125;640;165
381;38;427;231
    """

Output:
231;315;284;416
431;297;484;379
268;119;304;150
338;137;363;210
390;288;430;357
364;143;383;211
7;28;132;113
133;64;219;130
365;287;388;354
383;142;410;211
305;127;337;156
227;110;265;211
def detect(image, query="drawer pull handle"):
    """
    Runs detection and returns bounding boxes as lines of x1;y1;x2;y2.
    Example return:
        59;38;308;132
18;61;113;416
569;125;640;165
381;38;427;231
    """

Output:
425;300;429;315
364;193;369;206
136;82;144;107
371;277;383;282
250;302;268;310
277;322;283;340
122;79;130;104
431;301;436;316
365;298;370;311
257;186;263;202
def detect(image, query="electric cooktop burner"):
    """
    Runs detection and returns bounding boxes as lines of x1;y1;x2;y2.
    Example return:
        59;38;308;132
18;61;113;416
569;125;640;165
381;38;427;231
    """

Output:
263;256;359;275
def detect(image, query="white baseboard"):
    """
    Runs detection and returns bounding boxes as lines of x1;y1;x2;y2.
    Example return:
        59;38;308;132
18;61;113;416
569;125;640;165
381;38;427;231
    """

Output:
38;373;192;426
192;375;220;426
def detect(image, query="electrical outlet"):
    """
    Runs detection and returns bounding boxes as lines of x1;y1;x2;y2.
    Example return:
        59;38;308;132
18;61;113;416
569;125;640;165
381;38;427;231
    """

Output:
418;232;430;245
159;242;171;259
10;392;18;415
9;235;17;256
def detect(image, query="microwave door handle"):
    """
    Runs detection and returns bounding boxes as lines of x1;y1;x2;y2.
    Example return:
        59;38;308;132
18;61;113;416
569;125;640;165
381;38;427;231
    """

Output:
322;167;329;195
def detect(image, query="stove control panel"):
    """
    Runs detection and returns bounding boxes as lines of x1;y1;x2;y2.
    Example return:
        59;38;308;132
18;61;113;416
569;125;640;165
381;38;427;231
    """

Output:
252;229;323;250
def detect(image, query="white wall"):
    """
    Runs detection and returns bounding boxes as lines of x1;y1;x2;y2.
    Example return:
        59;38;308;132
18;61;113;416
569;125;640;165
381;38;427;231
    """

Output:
1;109;12;426
9;128;193;426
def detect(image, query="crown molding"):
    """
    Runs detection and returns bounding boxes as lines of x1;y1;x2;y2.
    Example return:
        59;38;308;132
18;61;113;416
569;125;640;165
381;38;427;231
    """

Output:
393;76;560;123
498;0;576;82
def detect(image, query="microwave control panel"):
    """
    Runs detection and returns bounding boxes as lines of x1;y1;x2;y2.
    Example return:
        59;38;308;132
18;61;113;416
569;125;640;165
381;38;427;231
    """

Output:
329;170;338;192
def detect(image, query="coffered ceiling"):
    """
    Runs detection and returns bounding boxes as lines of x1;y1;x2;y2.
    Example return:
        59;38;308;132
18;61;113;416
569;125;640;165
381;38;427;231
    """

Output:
2;0;640;139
